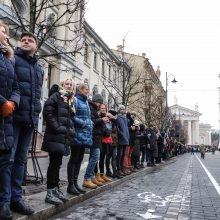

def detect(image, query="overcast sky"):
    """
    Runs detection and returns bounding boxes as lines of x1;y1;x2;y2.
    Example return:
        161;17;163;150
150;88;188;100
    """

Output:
85;0;220;129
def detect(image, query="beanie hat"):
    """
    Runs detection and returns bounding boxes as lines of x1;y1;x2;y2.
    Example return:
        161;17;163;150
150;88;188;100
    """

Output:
118;105;125;110
92;94;103;104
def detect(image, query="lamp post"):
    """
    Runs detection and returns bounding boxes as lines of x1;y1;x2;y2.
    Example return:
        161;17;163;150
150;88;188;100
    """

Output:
165;72;178;127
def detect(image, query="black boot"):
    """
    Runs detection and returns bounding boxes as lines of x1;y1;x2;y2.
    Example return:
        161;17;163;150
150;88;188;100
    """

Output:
0;205;12;220
67;162;80;195
74;163;86;194
67;184;80;195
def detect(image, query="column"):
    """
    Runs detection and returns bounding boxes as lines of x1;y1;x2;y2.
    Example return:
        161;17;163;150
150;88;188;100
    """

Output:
188;120;192;145
195;120;200;144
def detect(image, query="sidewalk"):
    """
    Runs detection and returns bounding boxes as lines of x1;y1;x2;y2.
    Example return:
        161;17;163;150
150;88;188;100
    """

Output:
14;155;175;220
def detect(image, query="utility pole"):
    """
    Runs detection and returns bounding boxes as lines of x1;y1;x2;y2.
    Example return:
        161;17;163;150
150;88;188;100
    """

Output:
121;32;128;106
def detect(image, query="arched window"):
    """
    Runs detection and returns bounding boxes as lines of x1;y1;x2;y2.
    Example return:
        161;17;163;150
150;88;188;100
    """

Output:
12;0;28;14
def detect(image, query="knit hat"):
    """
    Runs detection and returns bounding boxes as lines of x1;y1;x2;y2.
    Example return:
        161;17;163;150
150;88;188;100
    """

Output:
118;105;125;110
92;94;103;104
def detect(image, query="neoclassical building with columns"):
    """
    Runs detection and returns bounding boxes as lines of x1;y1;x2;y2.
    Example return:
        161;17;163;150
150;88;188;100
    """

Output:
170;105;201;145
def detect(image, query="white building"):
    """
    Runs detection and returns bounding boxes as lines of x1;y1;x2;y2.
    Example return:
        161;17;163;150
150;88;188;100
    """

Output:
199;123;212;145
169;105;201;145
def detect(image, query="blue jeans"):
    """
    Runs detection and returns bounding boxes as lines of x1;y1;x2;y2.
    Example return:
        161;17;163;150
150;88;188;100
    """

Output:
84;148;100;180
11;125;34;202
0;151;14;206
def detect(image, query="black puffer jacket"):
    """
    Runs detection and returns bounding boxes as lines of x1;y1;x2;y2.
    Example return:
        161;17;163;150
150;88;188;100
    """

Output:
89;101;104;149
41;85;75;156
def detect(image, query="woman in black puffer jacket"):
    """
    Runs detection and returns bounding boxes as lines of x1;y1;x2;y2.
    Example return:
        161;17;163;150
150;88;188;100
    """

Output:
42;79;75;205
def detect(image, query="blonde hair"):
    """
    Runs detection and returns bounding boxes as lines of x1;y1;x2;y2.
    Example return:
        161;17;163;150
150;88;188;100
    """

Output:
0;21;13;58
60;78;75;91
77;83;89;93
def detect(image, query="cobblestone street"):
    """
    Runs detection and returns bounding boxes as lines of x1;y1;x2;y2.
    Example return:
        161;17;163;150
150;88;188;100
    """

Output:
51;152;220;220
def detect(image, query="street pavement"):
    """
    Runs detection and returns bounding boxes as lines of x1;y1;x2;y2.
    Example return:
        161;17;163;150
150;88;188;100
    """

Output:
50;152;220;220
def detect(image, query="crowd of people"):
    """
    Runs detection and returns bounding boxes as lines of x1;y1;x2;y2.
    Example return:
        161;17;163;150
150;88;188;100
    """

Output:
0;21;186;220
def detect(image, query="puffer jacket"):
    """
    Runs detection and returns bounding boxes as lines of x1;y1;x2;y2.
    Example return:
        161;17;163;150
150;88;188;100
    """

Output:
89;101;104;149
13;48;43;128
0;52;20;151
41;85;75;156
72;92;93;146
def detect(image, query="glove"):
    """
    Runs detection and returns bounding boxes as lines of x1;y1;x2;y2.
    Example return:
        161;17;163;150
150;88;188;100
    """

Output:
1;101;15;117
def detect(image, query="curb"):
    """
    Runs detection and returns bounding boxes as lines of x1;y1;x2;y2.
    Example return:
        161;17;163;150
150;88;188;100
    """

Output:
15;159;176;220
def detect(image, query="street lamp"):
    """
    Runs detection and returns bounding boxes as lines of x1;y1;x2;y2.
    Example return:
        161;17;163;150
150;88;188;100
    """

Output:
165;72;178;110
165;72;178;127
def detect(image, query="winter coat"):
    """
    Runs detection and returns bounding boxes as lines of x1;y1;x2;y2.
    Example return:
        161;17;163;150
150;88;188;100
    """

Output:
117;114;129;145
72;92;93;146
0;52;20;151
41;85;75;156
13;48;43;128
127;115;135;146
146;128;158;157
132;130;142;157
111;122;118;146
89;101;104;149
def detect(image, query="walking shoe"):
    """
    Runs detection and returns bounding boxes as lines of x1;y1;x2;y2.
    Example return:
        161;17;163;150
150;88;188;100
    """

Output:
45;188;63;205
10;200;34;215
100;173;112;182
67;184;80;195
54;187;68;202
83;180;97;189
106;171;113;177
91;177;103;186
95;173;105;183
0;205;12;220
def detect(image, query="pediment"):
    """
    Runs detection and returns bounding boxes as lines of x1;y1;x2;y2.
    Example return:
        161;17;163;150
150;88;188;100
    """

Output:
169;104;202;118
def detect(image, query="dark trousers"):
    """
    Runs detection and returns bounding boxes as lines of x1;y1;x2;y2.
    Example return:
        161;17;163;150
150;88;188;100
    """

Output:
106;144;117;174
99;143;110;173
116;145;126;172
11;125;34;202
67;146;85;183
140;147;146;163
47;152;63;189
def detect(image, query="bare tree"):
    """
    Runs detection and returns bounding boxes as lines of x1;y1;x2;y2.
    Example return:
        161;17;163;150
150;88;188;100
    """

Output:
8;0;85;60
101;53;143;110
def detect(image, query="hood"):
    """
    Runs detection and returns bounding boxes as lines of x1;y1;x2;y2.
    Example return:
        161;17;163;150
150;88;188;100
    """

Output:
48;84;59;97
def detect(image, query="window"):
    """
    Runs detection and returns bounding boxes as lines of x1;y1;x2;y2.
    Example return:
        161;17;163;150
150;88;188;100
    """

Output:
84;43;89;63
101;59;105;76
114;70;117;85
108;65;111;80
93;52;97;70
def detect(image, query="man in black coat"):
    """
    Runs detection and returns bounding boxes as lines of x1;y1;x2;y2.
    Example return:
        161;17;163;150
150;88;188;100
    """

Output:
11;32;43;215
83;94;109;189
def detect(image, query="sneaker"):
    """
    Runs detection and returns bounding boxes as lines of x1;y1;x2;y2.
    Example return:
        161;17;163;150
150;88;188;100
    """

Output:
10;200;34;215
54;187;68;202
45;188;63;205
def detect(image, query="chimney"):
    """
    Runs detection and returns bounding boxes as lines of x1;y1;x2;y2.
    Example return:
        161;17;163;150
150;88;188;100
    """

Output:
117;45;123;52
142;53;146;58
